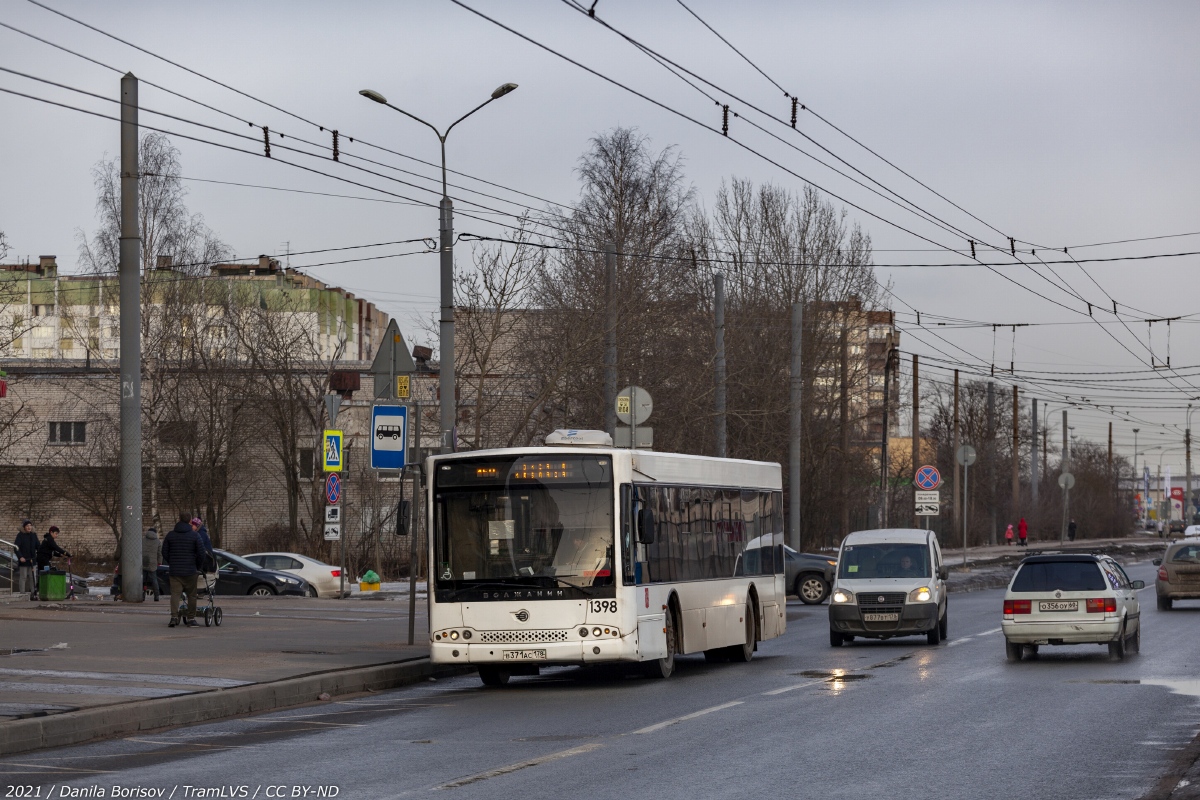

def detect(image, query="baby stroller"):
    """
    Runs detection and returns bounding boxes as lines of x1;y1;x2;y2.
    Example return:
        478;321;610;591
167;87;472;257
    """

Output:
179;555;222;626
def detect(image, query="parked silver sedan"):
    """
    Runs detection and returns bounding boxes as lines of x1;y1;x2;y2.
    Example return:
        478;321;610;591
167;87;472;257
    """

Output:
243;552;346;597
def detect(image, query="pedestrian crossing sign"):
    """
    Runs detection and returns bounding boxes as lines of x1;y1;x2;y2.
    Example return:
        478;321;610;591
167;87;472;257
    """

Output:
323;429;343;472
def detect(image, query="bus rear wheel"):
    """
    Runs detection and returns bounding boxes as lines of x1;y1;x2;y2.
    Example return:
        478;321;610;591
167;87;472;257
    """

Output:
478;666;510;687
643;605;677;679
727;600;756;663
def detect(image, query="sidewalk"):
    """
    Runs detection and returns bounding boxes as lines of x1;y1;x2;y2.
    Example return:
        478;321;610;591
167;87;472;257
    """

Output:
0;590;450;755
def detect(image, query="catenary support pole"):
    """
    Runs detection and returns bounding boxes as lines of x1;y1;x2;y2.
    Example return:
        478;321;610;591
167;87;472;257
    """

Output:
1186;413;1193;525
880;347;893;528
953;369;960;535
408;400;421;646
715;272;727;457
1012;385;1019;527
1031;399;1039;520
912;354;920;528
987;381;996;545
119;73;144;603
604;243;617;439
840;324;850;540
439;196;455;452
788;302;802;551
1061;409;1069;542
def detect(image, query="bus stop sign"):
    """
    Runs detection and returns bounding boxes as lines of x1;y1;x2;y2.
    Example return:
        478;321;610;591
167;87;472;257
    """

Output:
370;405;408;470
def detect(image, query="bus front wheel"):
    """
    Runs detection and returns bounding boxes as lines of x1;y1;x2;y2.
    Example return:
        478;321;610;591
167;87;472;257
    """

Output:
478;666;510;687
643;605;677;679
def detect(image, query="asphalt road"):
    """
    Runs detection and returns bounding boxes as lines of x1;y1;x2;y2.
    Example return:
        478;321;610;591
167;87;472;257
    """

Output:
4;559;1197;800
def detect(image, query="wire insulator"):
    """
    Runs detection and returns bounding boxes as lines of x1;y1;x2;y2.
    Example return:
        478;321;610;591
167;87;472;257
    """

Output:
969;240;976;259
263;126;270;158
721;104;729;136
333;130;340;162
1009;237;1015;256
790;97;798;128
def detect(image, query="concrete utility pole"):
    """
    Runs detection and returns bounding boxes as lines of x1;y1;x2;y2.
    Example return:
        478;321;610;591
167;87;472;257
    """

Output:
1187;406;1195;524
1133;428;1141;527
603;243;617;438
840;324;850;540
714;273;727;458
1061;409;1069;542
1012;386;1019;526
408;400;421;646
912;354;920;528
119;74;144;603
952;369;960;534
1031;398;1039;525
987;381;996;545
788;302;802;551
880;348;893;529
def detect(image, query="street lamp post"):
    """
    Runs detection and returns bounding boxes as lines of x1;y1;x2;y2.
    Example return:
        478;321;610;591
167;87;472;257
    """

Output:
1132;428;1140;528
360;83;518;452
1187;406;1197;523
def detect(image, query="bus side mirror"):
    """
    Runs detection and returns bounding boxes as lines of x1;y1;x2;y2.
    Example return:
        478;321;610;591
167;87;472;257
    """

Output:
397;500;410;536
637;507;656;545
824;566;835;583
938;566;949;580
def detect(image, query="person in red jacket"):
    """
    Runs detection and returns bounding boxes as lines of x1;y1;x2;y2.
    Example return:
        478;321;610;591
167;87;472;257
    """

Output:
1018;517;1029;547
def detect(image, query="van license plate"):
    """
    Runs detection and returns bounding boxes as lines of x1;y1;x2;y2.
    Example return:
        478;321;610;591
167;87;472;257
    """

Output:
862;613;899;622
503;649;547;661
1038;601;1078;612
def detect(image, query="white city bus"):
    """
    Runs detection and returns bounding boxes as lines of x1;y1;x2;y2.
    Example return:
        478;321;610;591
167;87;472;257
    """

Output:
426;429;786;685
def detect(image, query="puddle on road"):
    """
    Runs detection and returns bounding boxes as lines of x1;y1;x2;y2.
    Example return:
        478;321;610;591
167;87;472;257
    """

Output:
1078;678;1200;697
0;647;49;656
795;670;871;681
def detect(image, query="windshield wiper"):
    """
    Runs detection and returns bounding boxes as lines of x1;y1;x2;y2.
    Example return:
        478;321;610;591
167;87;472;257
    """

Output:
554;578;597;596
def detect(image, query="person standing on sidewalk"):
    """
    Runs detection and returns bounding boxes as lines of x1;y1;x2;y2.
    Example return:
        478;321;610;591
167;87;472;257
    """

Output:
14;520;38;600
1005;524;1014;545
36;526;69;571
1068;518;1077;542
1018;517;1029;547
142;527;162;601
162;513;203;628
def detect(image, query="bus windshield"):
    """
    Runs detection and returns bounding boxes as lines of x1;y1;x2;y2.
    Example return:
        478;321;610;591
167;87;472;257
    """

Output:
433;455;614;595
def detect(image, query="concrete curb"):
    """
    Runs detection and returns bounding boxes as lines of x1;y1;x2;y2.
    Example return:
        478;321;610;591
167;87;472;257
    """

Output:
0;657;470;756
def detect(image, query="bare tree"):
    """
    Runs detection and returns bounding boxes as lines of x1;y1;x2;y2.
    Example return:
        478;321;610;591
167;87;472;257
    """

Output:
76;132;229;277
455;218;543;448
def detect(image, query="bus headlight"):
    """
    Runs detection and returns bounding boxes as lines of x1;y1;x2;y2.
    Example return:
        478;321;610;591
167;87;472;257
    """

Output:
831;589;855;604
908;587;932;603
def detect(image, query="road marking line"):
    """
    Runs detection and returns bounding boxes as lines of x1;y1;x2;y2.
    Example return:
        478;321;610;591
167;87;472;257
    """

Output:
123;738;254;750
0;763;113;774
631;701;743;733
947;637;974;647
0;668;248;688
978;627;1002;636
436;743;603;789
763;679;828;696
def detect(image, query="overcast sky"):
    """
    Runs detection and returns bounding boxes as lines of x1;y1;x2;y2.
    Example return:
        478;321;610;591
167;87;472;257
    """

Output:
2;0;1198;474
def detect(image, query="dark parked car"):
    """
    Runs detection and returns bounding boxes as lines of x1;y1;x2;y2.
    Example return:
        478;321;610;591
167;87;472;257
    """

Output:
784;546;838;605
110;562;169;598
1168;520;1187;536
213;549;312;596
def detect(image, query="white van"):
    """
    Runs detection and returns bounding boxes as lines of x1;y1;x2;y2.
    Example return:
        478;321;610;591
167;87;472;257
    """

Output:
827;528;949;646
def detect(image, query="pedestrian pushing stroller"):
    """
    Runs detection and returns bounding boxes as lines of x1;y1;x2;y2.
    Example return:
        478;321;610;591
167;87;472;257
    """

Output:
178;563;222;626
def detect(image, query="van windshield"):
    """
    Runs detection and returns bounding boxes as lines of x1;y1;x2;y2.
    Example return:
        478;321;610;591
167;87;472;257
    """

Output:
838;543;929;579
1010;561;1105;592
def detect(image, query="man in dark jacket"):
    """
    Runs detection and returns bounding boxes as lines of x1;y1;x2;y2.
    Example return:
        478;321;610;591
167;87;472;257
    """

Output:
15;520;38;600
36;526;69;571
161;513;204;628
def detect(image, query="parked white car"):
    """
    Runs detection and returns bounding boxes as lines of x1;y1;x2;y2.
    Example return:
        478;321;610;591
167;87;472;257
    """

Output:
1002;554;1142;661
243;552;345;598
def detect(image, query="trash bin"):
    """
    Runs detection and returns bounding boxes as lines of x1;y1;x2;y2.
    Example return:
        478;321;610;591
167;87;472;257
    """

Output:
359;570;381;592
38;570;67;601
